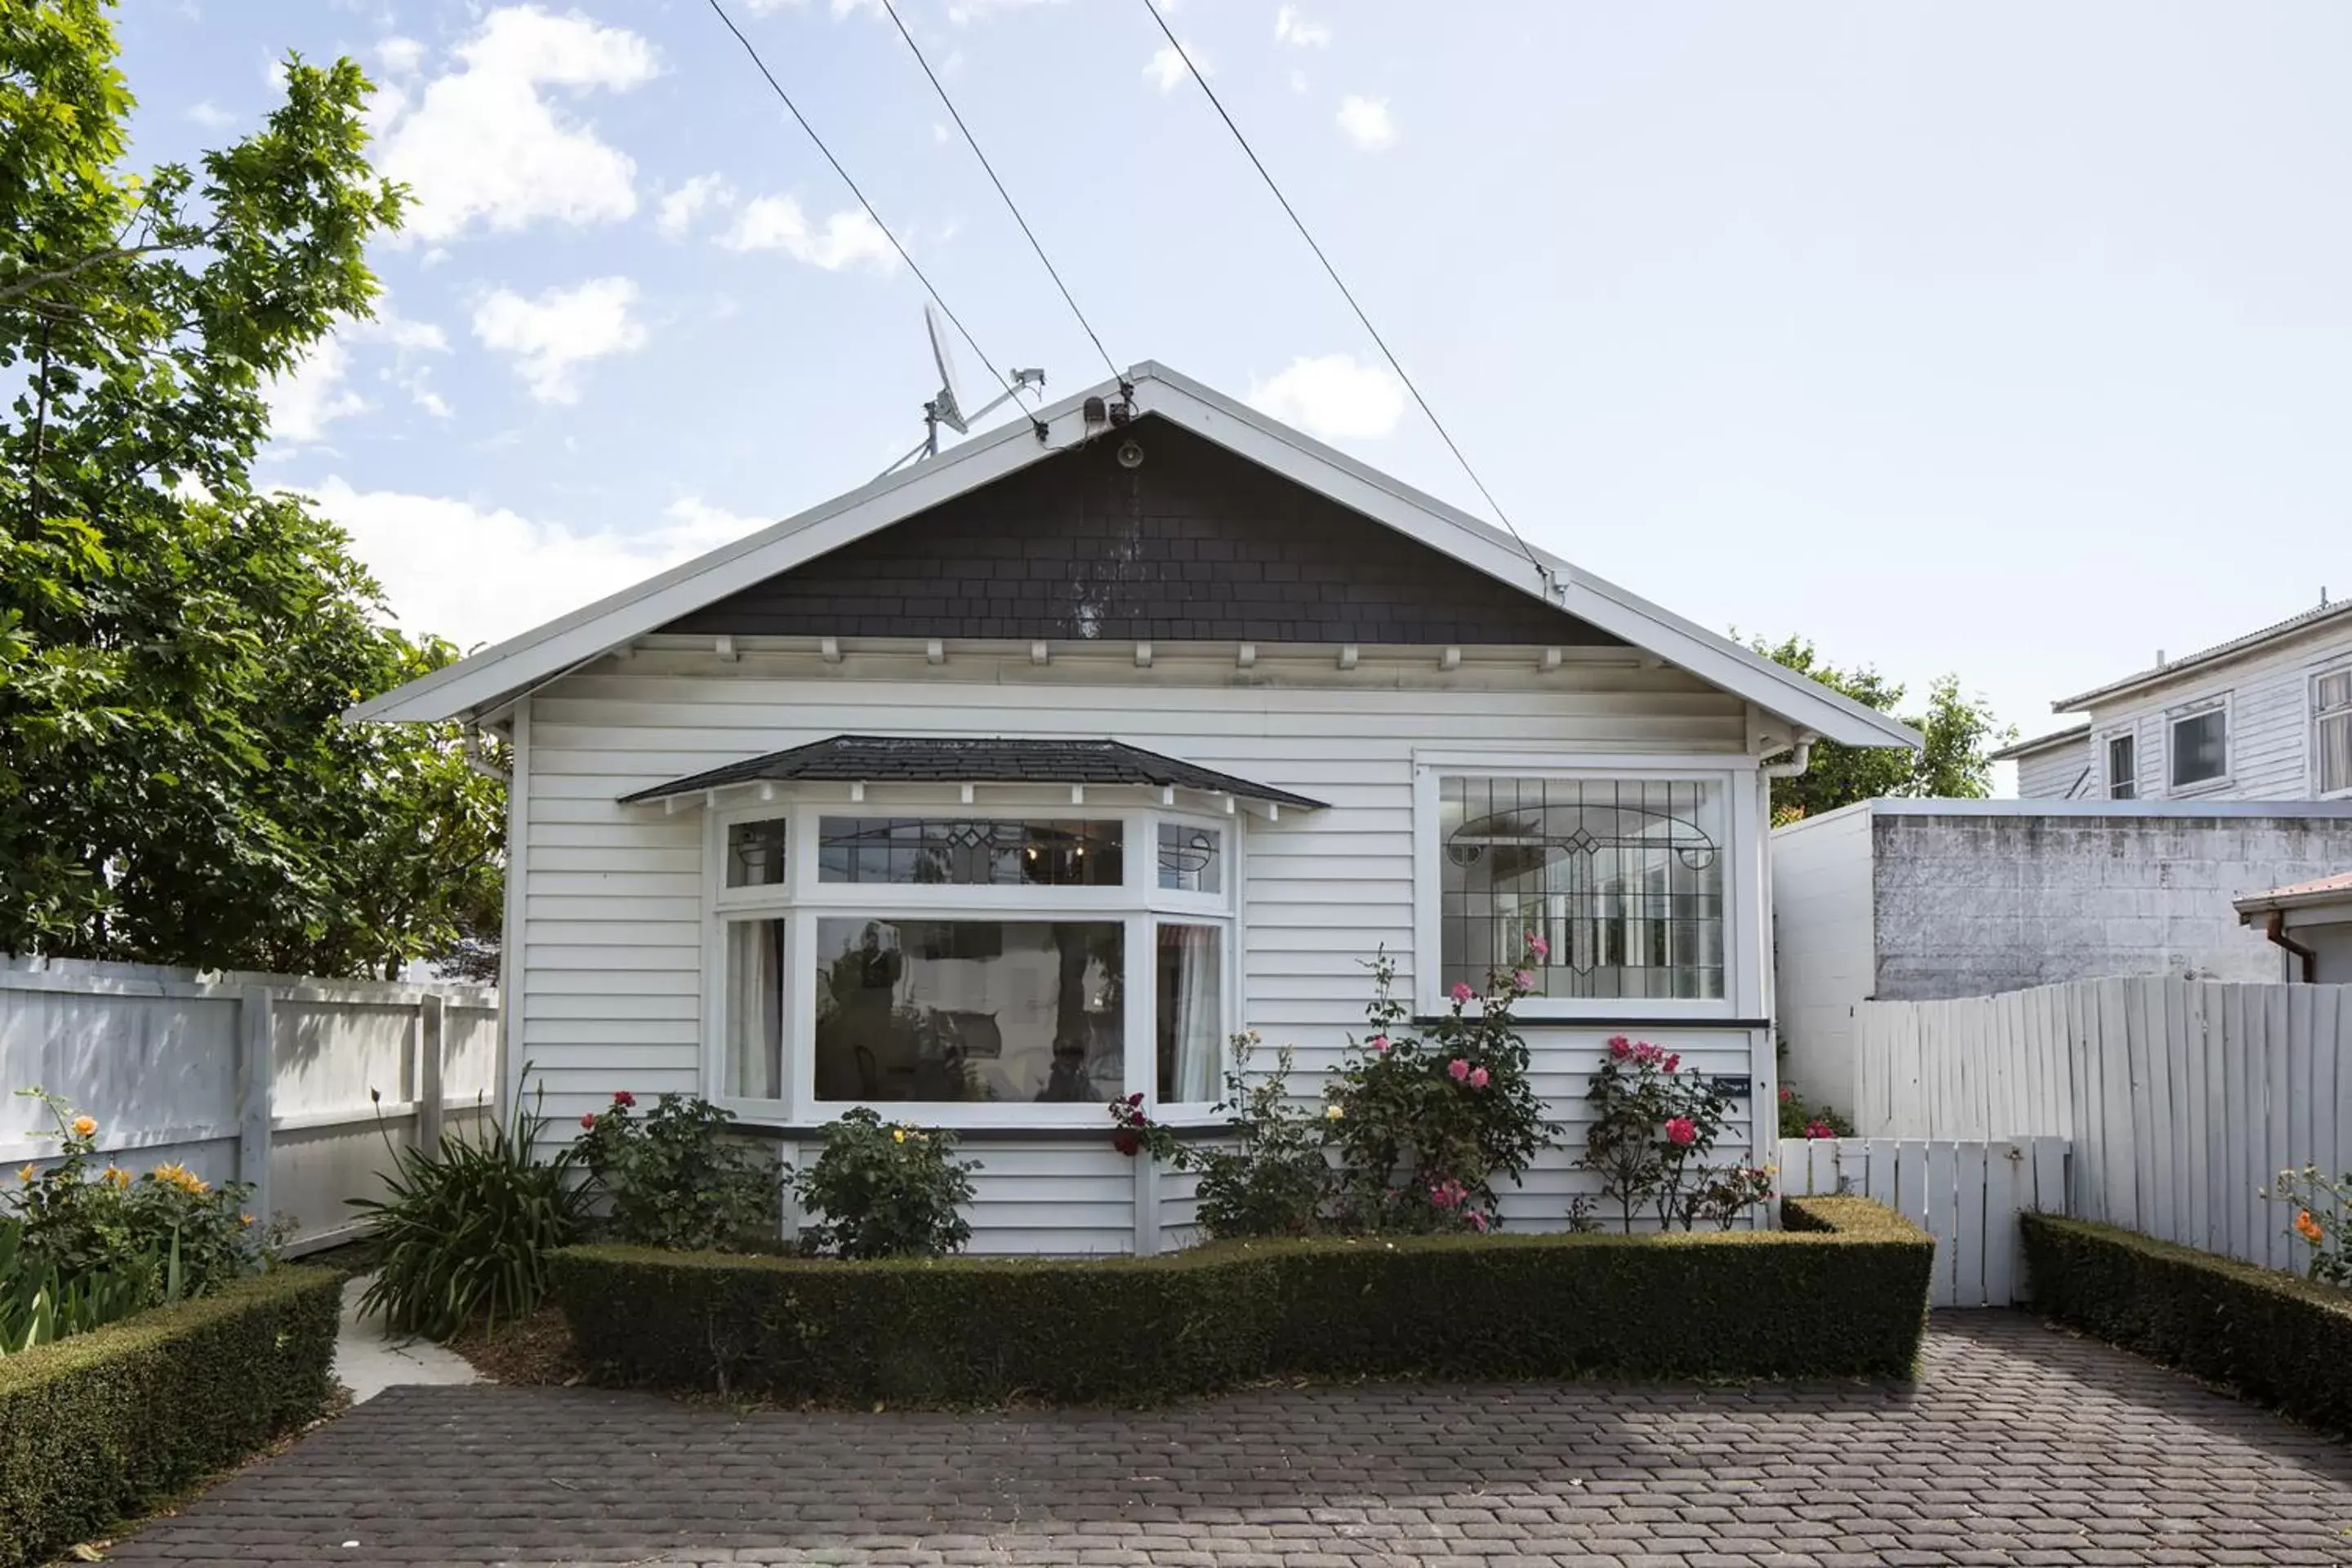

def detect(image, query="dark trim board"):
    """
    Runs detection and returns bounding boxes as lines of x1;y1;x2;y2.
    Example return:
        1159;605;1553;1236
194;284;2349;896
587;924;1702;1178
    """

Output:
730;1119;1236;1144
1412;1016;1773;1031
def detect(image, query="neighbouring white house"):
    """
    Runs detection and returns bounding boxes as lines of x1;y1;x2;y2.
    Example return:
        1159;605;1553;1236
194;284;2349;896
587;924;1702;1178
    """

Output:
1773;799;2352;1109
2235;870;2352;984
352;363;1916;1253
1991;595;2352;802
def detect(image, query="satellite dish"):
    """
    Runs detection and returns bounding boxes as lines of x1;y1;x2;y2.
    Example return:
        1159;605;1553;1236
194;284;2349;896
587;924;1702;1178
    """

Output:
924;302;968;435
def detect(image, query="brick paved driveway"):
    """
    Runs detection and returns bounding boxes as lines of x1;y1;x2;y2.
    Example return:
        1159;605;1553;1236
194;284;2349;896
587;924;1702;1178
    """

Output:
109;1314;2352;1566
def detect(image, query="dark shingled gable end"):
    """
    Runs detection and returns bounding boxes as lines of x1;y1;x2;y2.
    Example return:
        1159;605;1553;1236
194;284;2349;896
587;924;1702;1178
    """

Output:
657;416;1624;647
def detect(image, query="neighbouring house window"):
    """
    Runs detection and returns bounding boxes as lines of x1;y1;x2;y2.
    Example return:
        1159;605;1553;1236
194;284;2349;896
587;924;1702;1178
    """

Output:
2106;734;2136;800
817;817;1122;886
1435;775;1726;1003
2318;671;2352;795
1156;923;1222;1102
2169;708;2229;789
813;917;1125;1103
724;918;785;1099
1158;822;1223;893
710;803;1233;1117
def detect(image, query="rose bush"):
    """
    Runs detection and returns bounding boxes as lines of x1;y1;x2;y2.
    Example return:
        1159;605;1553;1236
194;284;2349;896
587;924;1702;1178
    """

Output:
579;1092;783;1252
790;1107;978;1259
1580;1039;1766;1232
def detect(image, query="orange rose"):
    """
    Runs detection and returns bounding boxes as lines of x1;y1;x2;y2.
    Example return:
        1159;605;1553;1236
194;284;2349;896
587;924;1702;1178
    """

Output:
2296;1210;2326;1245
70;1116;96;1138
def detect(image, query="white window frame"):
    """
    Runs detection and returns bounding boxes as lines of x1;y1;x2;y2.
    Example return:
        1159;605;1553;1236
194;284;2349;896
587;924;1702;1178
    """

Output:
1410;755;1759;1024
702;790;1241;1129
2099;728;2137;800
2314;661;2352;800
2165;695;2233;795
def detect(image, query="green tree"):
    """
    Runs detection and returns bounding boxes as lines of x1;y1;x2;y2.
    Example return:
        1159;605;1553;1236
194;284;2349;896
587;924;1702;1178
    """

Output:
0;0;503;978
1748;635;2013;823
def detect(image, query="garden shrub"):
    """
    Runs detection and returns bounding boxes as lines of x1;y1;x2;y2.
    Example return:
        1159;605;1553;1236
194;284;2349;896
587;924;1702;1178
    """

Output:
581;1091;782;1252
1114;1033;1333;1240
350;1088;590;1339
0;1265;340;1568
2021;1213;2352;1436
1777;1085;1855;1141
552;1195;1931;1406
8;1089;267;1316
790;1107;977;1259
1580;1039;1775;1232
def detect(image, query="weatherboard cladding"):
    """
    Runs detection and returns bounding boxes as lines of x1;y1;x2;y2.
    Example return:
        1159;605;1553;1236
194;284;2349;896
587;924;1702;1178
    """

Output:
618;735;1328;808
658;417;1621;648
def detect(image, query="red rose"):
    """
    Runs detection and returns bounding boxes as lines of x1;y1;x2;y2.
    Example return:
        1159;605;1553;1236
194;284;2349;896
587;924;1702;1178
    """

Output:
1125;1091;1144;1107
580;1113;596;1129
612;1090;635;1108
1113;1129;1141;1157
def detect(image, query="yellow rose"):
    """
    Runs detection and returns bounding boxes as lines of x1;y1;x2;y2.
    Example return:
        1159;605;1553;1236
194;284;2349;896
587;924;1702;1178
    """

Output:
70;1116;96;1138
105;1165;130;1188
1325;1103;1344;1120
891;1128;906;1144
240;1213;255;1227
16;1164;33;1185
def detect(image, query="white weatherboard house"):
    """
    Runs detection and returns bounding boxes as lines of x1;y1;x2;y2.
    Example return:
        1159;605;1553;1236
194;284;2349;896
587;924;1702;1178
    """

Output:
355;364;1915;1253
1993;595;2352;802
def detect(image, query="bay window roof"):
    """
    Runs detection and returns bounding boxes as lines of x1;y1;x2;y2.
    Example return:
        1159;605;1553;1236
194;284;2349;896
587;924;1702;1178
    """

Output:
619;734;1328;810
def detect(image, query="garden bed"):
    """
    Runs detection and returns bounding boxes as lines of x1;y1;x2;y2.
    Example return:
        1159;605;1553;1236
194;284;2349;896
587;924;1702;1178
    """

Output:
551;1195;1931;1406
2021;1213;2352;1435
0;1264;341;1568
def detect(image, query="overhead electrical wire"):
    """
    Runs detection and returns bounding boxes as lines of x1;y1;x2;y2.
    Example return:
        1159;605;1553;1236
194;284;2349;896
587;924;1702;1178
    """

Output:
877;0;1123;385
1134;0;1548;580
702;0;1036;426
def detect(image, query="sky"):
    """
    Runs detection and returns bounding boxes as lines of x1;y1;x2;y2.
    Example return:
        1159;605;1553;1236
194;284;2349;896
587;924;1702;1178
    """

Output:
118;1;2352;785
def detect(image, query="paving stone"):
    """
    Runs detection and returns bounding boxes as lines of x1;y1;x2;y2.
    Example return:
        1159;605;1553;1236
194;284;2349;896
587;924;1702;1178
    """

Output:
101;1314;2352;1566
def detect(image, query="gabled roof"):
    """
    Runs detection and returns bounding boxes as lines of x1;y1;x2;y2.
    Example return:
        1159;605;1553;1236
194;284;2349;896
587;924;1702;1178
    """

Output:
349;362;1919;752
619;735;1326;809
1986;722;2090;763
2054;597;2352;711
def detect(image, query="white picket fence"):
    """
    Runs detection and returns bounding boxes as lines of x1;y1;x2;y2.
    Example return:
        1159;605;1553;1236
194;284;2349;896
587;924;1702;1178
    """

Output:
1778;1135;2068;1307
1855;977;2352;1274
2;957;499;1255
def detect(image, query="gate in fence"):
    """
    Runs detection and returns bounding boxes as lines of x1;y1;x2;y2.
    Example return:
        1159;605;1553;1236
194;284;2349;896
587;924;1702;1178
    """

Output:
1778;1135;2069;1308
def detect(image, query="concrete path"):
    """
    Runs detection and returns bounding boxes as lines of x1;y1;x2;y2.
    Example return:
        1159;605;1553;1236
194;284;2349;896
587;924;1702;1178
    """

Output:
327;1274;479;1405
113;1313;2352;1565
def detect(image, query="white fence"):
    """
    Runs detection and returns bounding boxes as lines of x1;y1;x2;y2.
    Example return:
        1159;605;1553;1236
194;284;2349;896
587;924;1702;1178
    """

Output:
1855;977;2352;1273
1779;1135;2068;1307
2;957;498;1255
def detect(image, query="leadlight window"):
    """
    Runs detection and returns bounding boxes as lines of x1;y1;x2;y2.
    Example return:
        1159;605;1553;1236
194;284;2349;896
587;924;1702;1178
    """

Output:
1437;776;1726;1001
725;818;788;887
816;817;1123;886
2318;671;2352;795
1157;822;1223;893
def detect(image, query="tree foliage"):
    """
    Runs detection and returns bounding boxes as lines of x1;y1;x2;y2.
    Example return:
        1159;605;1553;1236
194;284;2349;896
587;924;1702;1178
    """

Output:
0;1;503;978
1748;635;2013;823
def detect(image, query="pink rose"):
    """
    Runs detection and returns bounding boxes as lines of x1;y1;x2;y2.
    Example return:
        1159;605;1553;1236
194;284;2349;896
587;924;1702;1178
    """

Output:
1468;1066;1490;1089
1779;1087;1794;1103
1607;1036;1633;1060
1663;1053;1681;1073
612;1090;635;1108
1512;969;1535;991
1806;1119;1835;1140
1449;982;1475;1006
1468;1209;1490;1233
580;1113;596;1129
1664;1116;1698;1147
1447;1058;1471;1082
1526;933;1550;960
1370;1034;1390;1054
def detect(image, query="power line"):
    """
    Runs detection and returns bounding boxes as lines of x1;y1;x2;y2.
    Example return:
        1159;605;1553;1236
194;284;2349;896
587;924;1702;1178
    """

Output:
1135;0;1546;579
702;0;1030;419
878;0;1122;385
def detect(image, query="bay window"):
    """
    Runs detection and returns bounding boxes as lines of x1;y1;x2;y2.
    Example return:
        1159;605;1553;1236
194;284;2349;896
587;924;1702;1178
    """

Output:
1423;768;1733;1016
708;799;1234;1122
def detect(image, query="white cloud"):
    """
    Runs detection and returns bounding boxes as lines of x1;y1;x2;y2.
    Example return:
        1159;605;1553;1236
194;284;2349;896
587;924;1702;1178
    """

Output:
1274;6;1330;47
470;277;649;403
1289;68;1308;95
1336;94;1396;151
267;336;369;444
1144;42;1207;93
657;173;735;239
186;100;236;128
375;35;426;76
716;195;898;273
375;7;659;243
1246;354;1406;441
304;482;770;649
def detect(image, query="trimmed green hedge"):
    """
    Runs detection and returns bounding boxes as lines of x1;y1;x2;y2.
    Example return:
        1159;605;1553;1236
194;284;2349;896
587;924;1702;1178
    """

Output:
0;1266;342;1568
2022;1213;2352;1434
551;1196;1931;1405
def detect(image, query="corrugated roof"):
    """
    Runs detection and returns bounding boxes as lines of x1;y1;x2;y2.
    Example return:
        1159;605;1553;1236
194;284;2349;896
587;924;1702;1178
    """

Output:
2233;869;2352;915
619;735;1328;809
2055;597;2352;711
1986;723;2090;763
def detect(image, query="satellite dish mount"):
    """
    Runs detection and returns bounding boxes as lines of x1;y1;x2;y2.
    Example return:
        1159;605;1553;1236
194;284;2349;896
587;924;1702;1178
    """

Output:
883;303;1045;476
